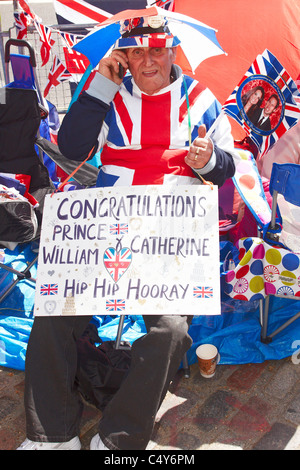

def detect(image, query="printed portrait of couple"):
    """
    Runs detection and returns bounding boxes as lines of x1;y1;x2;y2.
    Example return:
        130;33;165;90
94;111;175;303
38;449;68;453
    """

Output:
240;78;283;134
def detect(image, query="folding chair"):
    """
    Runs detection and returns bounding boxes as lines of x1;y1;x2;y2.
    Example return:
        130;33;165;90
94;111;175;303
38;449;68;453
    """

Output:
260;162;300;343
225;161;300;343
4;39;45;101
0;80;99;290
0;84;53;298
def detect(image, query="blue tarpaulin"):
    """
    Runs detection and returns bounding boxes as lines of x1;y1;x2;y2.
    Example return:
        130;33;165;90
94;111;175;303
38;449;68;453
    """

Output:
1;241;300;371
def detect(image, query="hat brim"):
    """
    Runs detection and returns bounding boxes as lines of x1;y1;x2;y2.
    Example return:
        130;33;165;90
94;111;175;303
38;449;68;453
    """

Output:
114;32;181;49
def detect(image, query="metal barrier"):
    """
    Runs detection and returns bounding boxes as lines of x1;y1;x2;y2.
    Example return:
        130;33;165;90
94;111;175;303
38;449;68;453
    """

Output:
0;21;95;113
24;25;74;113
0;27;13;89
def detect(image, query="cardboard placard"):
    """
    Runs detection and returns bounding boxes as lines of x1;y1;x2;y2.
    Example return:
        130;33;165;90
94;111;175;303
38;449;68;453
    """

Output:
34;184;221;316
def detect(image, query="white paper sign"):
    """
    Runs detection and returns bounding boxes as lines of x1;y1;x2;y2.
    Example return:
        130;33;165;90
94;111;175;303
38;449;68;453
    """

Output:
34;184;221;316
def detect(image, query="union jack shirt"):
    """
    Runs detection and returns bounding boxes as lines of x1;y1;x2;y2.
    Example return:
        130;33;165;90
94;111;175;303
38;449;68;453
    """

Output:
95;67;239;187
58;65;239;188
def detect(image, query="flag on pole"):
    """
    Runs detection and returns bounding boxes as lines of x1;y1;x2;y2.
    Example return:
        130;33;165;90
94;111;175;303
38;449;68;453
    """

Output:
44;55;72;97
222;49;300;157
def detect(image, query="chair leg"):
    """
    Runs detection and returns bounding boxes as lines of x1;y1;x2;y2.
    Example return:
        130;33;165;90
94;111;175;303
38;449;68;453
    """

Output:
114;315;131;350
261;296;272;343
0;255;37;303
261;295;300;343
182;352;190;378
266;311;300;342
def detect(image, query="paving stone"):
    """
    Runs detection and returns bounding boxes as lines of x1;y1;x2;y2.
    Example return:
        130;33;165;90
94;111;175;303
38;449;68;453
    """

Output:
253;422;297;450
0;428;20;451
265;363;300;399
193;390;237;432
229;396;272;440
226;363;267;392
285;394;300;425
0;396;19;420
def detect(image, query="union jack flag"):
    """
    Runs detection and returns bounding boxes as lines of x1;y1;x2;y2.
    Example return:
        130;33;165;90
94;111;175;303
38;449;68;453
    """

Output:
54;0;111;25
53;0;173;27
63;47;90;74
34;21;55;66
58;32;88;74
103;247;132;283
18;0;41;21
262;50;300;97
14;12;31;39
97;75;213;187
59;31;83;49
105;299;126;312
109;223;129;235
193;286;214;299
155;0;175;10
44;55;72;97
222;49;300;157
40;284;58;296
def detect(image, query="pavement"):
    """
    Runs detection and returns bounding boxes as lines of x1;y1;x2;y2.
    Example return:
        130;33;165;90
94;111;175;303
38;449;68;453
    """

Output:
2;354;300;451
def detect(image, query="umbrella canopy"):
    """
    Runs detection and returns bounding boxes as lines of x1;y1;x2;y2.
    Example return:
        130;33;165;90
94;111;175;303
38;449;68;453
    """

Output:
73;5;225;73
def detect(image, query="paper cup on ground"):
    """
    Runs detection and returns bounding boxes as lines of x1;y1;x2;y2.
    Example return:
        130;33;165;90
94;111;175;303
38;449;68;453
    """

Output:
196;344;219;378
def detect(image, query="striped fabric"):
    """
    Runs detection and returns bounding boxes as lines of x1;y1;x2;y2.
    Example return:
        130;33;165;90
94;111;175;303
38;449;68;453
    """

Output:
94;66;235;187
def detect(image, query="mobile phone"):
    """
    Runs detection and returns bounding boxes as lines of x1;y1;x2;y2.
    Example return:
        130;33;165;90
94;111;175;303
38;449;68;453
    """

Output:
118;63;124;79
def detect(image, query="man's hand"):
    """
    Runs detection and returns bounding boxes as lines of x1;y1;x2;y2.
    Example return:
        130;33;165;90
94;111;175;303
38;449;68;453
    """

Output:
185;124;213;170
97;50;128;85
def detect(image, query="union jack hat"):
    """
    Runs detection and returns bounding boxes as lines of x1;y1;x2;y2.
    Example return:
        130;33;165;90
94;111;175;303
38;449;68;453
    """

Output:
114;15;181;49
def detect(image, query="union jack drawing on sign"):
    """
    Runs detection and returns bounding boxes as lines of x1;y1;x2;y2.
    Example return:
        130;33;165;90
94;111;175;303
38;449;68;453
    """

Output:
105;299;126;312
193;286;214;299
109;223;129;235
222;49;300;157
103;247;132;283
40;284;58;296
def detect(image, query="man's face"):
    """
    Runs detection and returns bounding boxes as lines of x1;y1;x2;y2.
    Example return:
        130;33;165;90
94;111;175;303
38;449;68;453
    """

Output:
264;97;278;116
126;47;177;95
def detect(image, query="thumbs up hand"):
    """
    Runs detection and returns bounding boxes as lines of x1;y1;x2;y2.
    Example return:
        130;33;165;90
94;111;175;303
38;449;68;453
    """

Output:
185;124;214;170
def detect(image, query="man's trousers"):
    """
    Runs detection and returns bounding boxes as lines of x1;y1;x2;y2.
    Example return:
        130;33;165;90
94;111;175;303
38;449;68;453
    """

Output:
24;314;193;450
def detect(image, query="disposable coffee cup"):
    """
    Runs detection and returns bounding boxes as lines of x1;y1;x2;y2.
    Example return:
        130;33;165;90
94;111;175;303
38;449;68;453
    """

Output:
196;344;219;378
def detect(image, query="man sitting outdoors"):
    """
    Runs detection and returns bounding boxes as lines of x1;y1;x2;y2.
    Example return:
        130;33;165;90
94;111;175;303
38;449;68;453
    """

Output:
18;14;240;451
